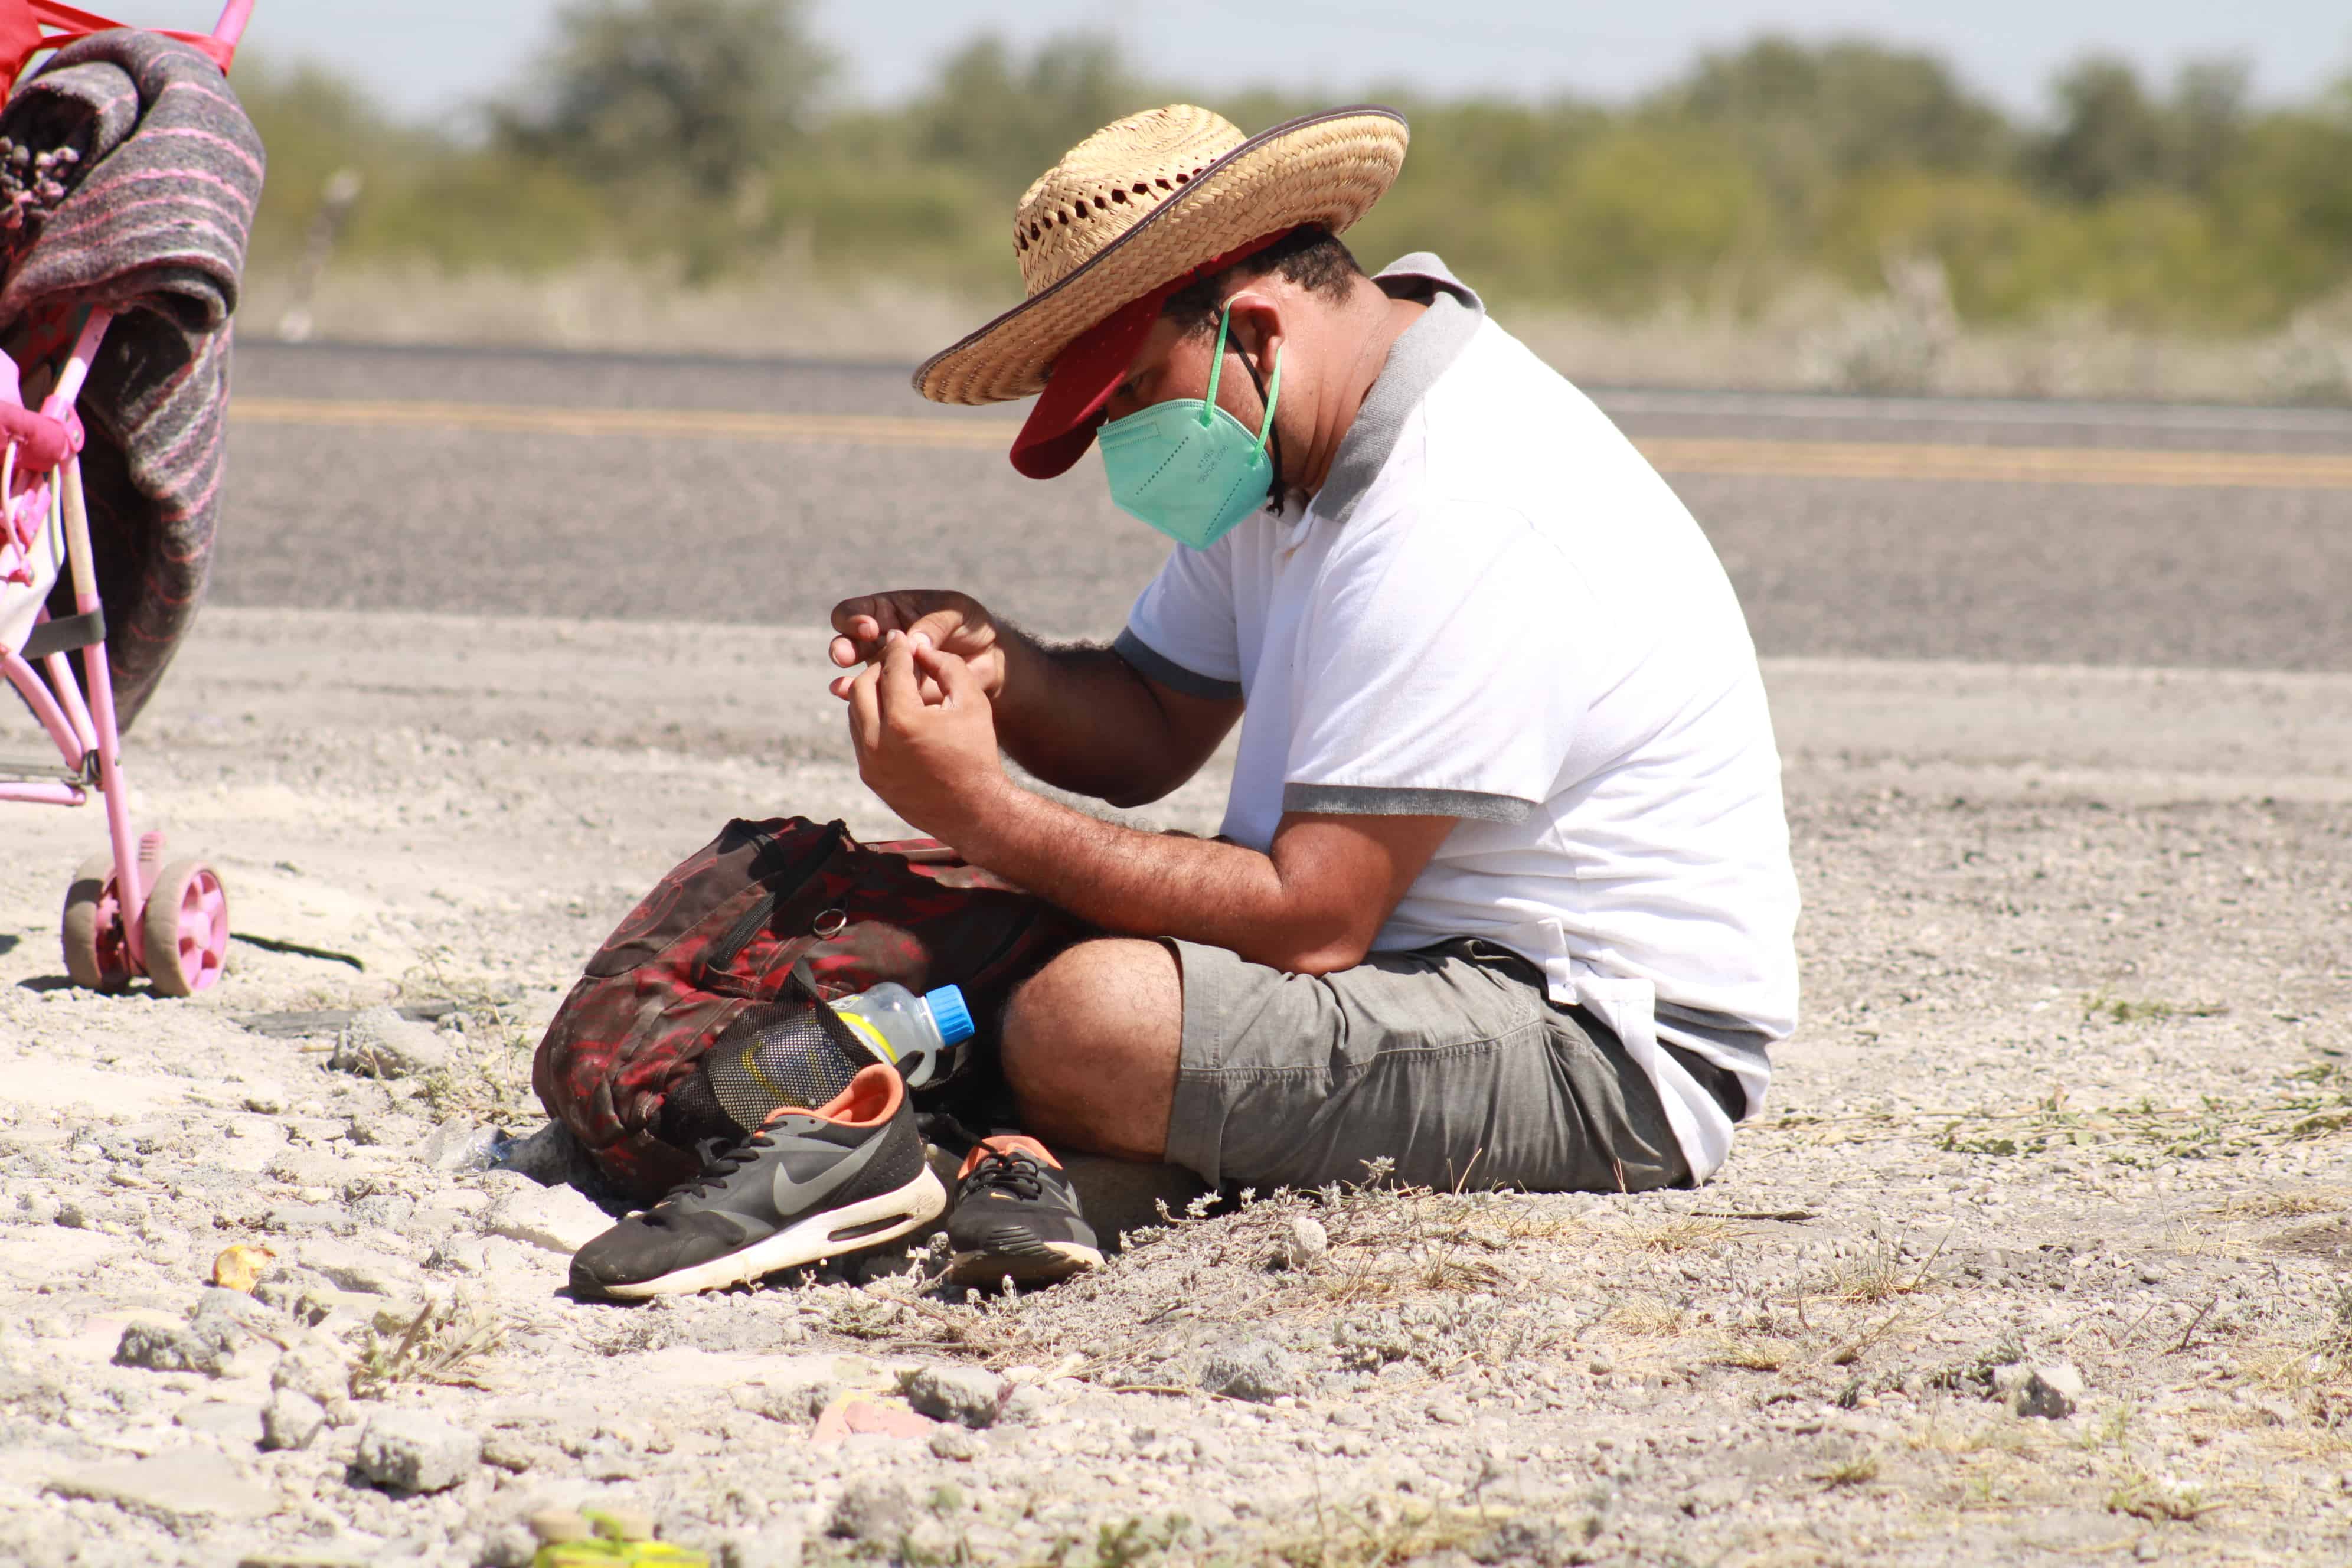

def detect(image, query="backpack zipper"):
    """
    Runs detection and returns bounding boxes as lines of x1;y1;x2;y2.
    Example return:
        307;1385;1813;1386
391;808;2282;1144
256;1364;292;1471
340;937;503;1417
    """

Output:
697;821;847;981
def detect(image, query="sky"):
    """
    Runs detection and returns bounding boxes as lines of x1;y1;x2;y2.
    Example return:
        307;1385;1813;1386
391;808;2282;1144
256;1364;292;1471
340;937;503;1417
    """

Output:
143;0;2352;122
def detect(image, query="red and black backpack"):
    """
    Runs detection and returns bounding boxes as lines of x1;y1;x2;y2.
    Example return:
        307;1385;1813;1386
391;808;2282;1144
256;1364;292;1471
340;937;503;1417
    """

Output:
531;816;1090;1201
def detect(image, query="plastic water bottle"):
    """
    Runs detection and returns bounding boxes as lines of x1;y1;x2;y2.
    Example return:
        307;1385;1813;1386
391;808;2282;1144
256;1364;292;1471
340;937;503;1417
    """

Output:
828;983;974;1090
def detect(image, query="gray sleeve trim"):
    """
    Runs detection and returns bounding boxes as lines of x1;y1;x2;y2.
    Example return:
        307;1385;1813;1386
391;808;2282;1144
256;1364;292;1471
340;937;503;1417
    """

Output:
1112;628;1243;701
1282;783;1533;823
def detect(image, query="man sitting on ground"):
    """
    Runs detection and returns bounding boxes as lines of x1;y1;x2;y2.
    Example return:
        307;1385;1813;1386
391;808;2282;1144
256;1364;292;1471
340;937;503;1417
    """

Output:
832;103;1799;1286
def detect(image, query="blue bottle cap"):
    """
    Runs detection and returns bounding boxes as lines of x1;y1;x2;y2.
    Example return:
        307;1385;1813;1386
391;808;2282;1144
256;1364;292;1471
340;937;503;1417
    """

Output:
923;984;975;1046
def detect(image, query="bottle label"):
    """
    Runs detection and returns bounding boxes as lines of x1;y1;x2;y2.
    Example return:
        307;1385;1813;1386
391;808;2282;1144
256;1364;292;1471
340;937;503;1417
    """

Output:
834;1010;899;1065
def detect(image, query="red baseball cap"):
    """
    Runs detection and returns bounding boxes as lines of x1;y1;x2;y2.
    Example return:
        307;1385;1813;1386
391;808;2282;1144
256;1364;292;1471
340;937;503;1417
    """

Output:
1009;231;1291;480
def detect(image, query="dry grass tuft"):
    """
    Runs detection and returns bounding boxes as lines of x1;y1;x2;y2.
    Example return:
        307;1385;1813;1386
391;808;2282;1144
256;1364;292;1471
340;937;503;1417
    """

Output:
1263;1498;1515;1568
352;1293;505;1396
1712;1334;1799;1371
2106;1470;2216;1523
1608;1295;1690;1338
2217;1189;2352;1219
1816;1451;1881;1488
1815;1231;1947;1304
1622;1215;1741;1253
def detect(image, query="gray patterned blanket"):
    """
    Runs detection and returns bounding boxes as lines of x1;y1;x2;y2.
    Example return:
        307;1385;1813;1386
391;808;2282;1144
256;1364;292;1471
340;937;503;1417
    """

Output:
1;28;262;728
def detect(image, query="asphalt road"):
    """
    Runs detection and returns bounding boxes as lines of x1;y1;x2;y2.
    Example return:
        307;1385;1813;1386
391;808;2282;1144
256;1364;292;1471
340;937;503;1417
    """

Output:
215;340;2352;670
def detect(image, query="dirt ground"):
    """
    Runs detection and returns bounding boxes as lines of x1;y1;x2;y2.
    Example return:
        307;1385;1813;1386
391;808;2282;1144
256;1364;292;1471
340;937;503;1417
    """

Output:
2;609;2350;1567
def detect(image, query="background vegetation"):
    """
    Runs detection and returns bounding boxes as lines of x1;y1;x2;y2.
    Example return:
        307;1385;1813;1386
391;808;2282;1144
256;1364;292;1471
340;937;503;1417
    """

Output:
241;0;2352;338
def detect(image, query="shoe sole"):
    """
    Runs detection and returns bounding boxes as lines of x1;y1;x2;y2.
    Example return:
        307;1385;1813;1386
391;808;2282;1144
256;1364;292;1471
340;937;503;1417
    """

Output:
946;1238;1104;1289
595;1167;949;1299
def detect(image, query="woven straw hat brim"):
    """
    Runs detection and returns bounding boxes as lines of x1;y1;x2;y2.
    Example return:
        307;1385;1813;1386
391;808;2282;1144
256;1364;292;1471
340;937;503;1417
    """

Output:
914;106;1408;407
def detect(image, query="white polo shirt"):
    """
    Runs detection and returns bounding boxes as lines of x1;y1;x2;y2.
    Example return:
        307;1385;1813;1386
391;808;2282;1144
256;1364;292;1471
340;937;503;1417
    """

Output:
1112;254;1799;1181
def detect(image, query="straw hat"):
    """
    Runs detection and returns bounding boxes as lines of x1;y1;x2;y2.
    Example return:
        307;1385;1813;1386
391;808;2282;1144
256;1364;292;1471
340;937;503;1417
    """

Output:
914;103;1409;409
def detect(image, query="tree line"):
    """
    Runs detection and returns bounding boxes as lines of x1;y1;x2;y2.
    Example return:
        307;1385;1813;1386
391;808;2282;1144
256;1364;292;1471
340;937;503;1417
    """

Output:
241;0;2352;332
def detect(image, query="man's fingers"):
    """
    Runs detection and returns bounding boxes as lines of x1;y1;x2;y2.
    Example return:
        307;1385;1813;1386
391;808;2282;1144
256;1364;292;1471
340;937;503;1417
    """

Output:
828;633;862;669
913;643;979;703
876;633;924;720
847;661;884;752
904;605;967;654
828;671;856;701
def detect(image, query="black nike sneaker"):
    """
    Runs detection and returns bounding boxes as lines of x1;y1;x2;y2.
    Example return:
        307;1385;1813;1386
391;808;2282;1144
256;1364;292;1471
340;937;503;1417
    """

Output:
570;1064;945;1300
944;1136;1103;1288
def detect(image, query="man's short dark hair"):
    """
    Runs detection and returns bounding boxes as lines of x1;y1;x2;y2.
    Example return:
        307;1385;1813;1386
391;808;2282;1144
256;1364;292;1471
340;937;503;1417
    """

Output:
1161;225;1363;335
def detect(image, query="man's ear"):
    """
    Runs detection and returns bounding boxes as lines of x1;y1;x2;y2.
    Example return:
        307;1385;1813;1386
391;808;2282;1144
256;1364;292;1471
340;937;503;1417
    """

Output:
1221;292;1286;377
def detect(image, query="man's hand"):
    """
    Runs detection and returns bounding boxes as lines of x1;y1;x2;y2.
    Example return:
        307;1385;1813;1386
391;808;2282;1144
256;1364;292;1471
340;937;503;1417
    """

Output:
829;590;1010;702
846;635;1008;840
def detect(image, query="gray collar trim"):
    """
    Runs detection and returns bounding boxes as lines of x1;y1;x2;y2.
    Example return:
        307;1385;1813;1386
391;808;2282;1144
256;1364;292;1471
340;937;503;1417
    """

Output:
1312;253;1485;527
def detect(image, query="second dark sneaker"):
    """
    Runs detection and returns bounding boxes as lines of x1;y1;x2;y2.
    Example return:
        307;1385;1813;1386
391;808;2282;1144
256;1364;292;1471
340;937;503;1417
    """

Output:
943;1135;1103;1288
570;1063;945;1300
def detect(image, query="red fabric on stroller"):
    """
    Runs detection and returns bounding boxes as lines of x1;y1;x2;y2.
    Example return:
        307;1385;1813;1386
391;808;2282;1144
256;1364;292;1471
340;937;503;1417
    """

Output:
0;0;236;92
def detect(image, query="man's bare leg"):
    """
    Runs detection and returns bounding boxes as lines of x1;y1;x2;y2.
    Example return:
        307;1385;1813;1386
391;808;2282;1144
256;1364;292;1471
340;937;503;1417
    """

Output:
999;938;1182;1161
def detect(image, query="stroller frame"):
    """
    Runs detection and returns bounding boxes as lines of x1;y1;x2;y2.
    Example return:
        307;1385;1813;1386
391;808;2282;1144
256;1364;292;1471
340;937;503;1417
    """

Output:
0;0;252;995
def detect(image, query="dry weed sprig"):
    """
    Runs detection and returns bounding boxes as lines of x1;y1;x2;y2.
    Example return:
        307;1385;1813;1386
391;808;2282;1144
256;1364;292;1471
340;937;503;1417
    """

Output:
352;1293;505;1396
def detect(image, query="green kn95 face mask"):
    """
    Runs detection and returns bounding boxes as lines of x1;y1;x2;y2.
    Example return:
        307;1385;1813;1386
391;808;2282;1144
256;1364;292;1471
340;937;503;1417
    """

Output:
1096;301;1283;550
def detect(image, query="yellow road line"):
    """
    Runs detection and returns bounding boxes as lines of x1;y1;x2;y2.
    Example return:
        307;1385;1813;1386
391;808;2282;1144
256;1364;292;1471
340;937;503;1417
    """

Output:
228;397;2352;489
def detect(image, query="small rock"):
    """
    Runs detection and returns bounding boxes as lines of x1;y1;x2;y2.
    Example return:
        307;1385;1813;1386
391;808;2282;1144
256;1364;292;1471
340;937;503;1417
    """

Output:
353;1409;481;1493
260;1389;327;1451
331;1008;452;1080
349;1194;417;1231
45;1450;274;1524
263;1204;352;1236
113;1320;222;1374
528;1507;593;1544
17;1192;60;1226
494;1120;606;1191
732;1375;837;1424
900;1364;1005;1429
176;1399;266;1443
418;1119;503;1172
717;1526;804;1568
347;1111;430;1149
191;1286;283;1352
929;1425;982;1461
1426;1396;1472;1425
481;1183;611;1254
479;1432;543;1473
1285;1214;1330;1268
1198;1339;1298;1403
828;1476;916;1541
593;1507;656;1541
478;1525;539;1568
998;1382;1052;1425
297;1239;423;1296
2014;1363;2085;1420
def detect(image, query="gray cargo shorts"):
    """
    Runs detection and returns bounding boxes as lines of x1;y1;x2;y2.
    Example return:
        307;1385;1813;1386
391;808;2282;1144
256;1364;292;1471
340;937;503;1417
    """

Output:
1161;936;1692;1194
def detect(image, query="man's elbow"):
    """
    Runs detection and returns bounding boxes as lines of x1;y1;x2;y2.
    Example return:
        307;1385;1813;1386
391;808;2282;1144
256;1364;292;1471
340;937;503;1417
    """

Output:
1252;923;1376;976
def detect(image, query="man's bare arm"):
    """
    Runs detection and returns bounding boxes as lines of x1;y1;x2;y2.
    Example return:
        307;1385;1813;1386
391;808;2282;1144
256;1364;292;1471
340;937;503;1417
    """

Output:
829;590;1238;806
992;632;1239;806
845;639;1452;972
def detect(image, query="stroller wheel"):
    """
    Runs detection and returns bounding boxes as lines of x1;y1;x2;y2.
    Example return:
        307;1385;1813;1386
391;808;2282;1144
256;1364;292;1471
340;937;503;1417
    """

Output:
61;851;133;992
141;860;231;998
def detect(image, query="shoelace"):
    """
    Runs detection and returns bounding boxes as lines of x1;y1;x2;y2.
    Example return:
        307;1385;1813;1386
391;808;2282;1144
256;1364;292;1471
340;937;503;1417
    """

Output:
657;1128;775;1207
961;1147;1050;1203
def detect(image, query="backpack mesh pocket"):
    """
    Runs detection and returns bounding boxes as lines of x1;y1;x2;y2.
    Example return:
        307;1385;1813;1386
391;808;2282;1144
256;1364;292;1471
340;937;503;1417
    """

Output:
700;970;876;1133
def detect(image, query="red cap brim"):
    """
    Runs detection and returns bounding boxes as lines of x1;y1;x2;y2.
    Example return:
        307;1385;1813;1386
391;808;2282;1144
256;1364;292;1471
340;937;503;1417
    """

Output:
1009;288;1165;479
1007;230;1295;481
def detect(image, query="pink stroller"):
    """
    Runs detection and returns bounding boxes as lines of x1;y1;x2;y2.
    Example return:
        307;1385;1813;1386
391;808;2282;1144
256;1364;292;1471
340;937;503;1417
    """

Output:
0;0;254;994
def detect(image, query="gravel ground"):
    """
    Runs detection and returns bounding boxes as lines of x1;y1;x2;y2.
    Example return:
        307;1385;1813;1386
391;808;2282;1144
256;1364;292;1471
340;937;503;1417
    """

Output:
2;611;2349;1566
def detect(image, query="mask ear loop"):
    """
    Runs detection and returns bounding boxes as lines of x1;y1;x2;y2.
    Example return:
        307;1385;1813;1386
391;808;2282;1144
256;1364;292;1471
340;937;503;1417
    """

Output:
1230;331;1285;507
1202;303;1233;430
